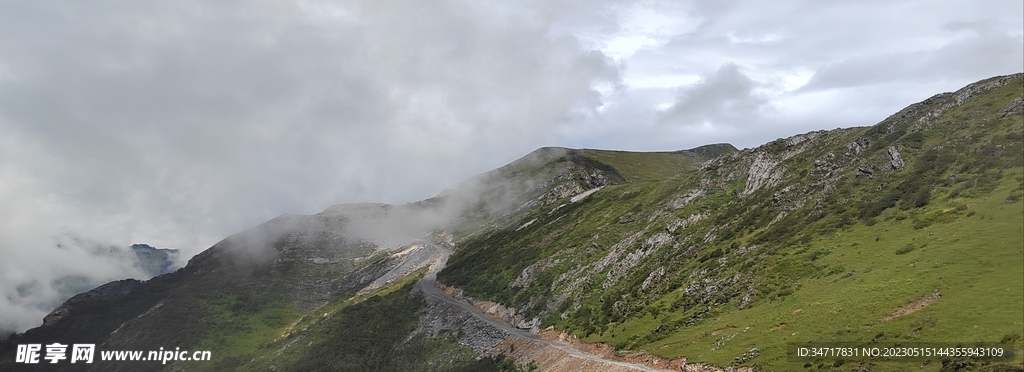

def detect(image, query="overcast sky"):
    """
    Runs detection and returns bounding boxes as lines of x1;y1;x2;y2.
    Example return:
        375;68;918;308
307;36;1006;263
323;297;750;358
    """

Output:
0;0;1021;331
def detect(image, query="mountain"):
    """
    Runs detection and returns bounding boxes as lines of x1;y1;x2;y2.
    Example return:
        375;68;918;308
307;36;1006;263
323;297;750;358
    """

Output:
1;145;715;371
438;74;1024;370
35;244;180;329
0;243;181;340
128;244;180;278
1;74;1021;371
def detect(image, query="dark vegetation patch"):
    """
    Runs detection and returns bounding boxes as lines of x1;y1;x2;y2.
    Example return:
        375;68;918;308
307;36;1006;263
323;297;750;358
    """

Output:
280;283;512;372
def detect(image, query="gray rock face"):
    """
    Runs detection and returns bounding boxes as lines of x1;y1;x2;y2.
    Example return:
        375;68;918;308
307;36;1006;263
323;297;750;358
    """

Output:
784;132;814;147
604;233;673;289
640;267;666;291
888;73;1022;131
511;256;560;288
1001;95;1024;118
781;130;825;160
667;213;705;233
415;293;510;355
847;137;870;155
742;153;784;196
814;153;839;176
538;181;586;205
858;164;875;177
357;244;443;295
594;231;648;289
887;146;905;170
668;189;705;209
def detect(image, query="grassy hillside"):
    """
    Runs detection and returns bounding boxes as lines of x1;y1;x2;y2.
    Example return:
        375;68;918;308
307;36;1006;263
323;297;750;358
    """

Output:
431;146;719;242
439;74;1024;371
577;149;717;182
600;176;1023;370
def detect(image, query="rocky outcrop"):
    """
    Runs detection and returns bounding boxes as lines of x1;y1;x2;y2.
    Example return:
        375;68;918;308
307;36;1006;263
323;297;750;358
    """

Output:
640;267;667;291
416;294;511;355
846;137;870;156
538;181;587;205
603;233;673;289
886;146;905;170
512;256;561;288
813;153;840;177
667;213;705;233
741;152;783;195
356;244;443;295
1001;95;1024;118
667;189;705;209
571;187;603;203
913;74;1022;130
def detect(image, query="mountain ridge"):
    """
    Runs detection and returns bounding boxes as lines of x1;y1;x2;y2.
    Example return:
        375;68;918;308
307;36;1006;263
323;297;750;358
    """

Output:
436;72;1024;370
2;73;1021;371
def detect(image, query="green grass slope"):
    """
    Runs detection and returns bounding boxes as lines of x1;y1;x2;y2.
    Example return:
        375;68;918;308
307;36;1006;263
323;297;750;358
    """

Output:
439;74;1024;371
578;148;727;182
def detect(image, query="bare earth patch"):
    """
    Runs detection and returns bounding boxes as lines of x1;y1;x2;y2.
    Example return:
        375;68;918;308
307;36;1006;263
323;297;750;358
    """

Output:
883;290;941;321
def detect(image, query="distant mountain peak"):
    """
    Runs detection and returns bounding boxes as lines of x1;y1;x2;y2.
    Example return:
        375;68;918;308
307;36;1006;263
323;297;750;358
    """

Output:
674;143;738;158
129;243;180;278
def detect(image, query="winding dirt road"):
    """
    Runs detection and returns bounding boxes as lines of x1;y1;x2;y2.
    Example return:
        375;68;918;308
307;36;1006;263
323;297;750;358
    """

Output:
417;243;673;372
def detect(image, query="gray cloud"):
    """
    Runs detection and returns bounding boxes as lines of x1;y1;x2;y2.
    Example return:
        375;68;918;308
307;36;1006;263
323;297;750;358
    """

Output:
558;0;1022;151
657;63;769;127
801;27;1024;92
0;0;618;332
